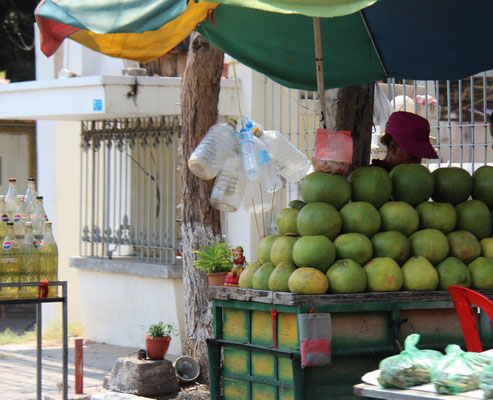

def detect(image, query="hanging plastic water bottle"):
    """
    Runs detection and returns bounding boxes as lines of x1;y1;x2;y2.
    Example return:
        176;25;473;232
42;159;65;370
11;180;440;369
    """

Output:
237;125;259;181
19;222;39;299
254;137;282;193
24;177;38;215
39;221;58;298
5;178;18;221
253;128;312;182
32;196;48;239
210;151;247;212
188;122;238;180
242;180;274;215
0;222;21;300
13;195;29;243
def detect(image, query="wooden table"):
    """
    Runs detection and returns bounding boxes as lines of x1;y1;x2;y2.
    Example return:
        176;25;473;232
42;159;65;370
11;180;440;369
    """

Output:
354;383;484;400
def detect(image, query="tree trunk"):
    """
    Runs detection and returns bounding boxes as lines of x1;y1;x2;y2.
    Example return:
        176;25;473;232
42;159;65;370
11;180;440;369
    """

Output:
180;32;224;383
326;83;375;169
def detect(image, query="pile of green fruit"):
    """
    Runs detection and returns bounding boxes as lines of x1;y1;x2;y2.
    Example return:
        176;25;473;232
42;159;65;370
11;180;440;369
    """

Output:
239;165;493;294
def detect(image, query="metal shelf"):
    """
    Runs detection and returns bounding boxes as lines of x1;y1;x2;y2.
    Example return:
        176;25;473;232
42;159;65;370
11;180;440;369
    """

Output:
0;281;68;400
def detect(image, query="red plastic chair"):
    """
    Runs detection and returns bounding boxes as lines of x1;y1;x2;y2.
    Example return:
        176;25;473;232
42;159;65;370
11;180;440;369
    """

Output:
447;285;493;352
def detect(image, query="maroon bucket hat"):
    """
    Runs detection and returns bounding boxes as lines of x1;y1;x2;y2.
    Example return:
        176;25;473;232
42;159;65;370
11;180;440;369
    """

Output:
385;111;438;159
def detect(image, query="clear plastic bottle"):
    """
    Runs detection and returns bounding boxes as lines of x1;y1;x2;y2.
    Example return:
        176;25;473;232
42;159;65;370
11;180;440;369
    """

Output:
210;151;247;212
24;177;38;215
39;221;58;298
0;196;8;239
32;196;48;240
13;195;29;243
19;222;39;299
188;122;238;180
237;126;259;181
254;129;312;182
242;180;274;215
0;223;21;299
254;137;282;193
5;178;18;220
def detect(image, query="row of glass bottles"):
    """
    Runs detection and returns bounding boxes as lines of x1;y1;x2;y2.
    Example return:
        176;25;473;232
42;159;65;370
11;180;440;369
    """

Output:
0;221;58;300
1;178;48;240
190;118;312;214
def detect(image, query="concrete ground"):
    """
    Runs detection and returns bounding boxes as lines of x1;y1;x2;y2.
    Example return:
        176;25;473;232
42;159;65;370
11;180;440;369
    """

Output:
0;341;180;400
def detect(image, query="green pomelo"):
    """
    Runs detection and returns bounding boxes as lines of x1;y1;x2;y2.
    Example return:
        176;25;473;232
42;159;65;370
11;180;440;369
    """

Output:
334;233;373;265
436;257;471;290
292;235;336;273
300;172;351;209
390;164;434;206
432;167;473;205
401;255;439;291
447;230;481;264
409;229;449;265
268;261;296;292
257;235;281;264
289;200;307;210
297;202;342;240
288;267;329;294
276;208;299;236
348;166;392;209
416;202;457;234
455;200;492;240
364;257;403;292
252;262;275;290
238;262;261;289
468;257;493;289
480;238;493;258
326;259;367;294
371;231;410;265
379;202;419;237
270;236;298;266
340;201;381;237
472;165;493;207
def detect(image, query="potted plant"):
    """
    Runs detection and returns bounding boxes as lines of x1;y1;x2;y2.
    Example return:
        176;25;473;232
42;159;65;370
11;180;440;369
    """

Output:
194;243;232;286
144;321;179;360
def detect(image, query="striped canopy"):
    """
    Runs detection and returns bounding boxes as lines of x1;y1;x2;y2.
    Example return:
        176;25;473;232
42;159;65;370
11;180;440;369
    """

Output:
36;0;493;90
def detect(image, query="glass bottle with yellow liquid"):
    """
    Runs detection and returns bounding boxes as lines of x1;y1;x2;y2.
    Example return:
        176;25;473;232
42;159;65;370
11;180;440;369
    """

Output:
0;195;8;239
0;222;20;299
39;221;58;298
19;222;39;299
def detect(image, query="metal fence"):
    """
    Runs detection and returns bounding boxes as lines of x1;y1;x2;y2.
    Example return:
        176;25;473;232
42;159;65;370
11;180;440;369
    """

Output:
256;73;493;233
80;116;181;264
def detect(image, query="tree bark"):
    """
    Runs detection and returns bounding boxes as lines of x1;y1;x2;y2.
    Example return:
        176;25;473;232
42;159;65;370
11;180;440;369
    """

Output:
180;32;224;382
326;83;375;169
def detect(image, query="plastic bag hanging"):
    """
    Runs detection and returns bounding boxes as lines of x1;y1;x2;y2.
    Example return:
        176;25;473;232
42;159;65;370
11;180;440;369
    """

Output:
299;312;332;368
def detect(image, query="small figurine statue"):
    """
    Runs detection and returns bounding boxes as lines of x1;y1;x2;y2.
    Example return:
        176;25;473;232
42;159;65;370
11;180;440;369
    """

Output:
225;246;246;287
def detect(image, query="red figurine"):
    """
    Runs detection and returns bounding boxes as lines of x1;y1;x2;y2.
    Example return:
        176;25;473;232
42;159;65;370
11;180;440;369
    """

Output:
225;246;246;287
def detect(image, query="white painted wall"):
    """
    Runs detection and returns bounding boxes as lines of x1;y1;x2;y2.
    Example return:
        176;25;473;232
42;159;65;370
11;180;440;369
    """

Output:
77;269;184;354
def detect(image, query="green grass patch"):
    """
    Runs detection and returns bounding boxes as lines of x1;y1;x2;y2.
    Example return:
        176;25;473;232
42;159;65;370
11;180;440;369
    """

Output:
0;320;85;346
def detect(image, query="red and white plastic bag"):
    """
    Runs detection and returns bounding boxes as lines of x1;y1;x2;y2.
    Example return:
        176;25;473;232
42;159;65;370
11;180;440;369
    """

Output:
299;312;332;368
311;128;353;176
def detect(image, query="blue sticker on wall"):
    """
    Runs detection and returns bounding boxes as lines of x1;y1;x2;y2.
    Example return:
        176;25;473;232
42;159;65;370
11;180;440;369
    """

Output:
93;99;103;111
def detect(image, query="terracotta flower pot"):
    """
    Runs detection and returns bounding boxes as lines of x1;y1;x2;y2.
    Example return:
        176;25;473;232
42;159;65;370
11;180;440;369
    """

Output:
207;272;228;286
145;335;171;360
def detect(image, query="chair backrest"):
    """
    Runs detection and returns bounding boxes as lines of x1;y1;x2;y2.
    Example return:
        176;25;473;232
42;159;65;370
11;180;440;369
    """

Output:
447;285;493;352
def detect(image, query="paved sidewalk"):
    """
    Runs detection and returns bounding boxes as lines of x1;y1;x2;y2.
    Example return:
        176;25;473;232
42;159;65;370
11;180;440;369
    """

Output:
0;342;141;400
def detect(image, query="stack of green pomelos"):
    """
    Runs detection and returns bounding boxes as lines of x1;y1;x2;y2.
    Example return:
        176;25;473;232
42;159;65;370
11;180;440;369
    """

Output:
238;165;493;294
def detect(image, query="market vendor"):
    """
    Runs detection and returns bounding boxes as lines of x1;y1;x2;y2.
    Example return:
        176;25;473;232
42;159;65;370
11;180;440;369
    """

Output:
371;111;439;172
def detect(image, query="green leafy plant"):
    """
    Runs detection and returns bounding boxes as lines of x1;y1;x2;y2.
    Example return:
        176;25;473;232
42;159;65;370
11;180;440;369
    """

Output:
194;243;232;274
145;322;179;339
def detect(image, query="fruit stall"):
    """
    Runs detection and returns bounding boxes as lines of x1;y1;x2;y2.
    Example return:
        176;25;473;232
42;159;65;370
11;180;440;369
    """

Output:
199;147;493;400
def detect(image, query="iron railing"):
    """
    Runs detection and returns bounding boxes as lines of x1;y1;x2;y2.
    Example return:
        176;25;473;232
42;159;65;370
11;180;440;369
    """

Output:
80;116;181;264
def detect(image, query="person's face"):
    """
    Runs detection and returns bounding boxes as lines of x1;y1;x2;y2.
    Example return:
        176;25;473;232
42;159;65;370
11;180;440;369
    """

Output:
389;141;422;166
